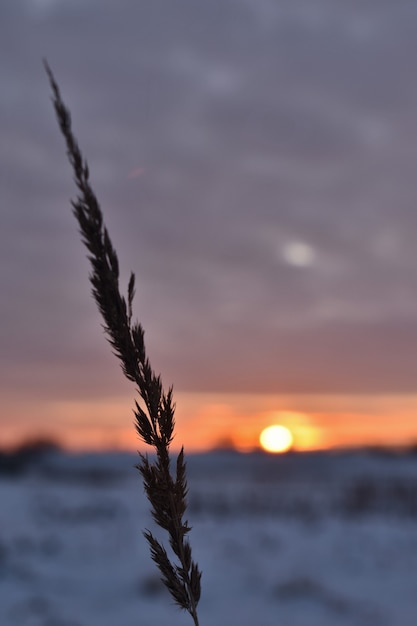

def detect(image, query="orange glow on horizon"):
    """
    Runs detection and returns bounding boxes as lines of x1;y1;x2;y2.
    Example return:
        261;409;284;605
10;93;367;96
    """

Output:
2;392;417;453
261;411;325;451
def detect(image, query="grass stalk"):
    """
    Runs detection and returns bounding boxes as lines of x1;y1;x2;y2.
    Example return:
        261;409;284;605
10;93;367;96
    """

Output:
44;60;202;626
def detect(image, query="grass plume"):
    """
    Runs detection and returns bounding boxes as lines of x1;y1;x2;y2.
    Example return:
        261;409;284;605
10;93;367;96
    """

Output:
44;60;201;626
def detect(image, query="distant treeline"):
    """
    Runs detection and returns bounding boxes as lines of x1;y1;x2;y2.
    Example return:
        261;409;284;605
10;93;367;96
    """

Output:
0;438;61;476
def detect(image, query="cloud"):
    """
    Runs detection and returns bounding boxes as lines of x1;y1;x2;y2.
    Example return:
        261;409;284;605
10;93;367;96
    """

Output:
2;0;417;403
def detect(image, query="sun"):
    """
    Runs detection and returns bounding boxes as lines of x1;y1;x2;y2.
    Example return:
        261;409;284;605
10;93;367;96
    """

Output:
259;424;293;453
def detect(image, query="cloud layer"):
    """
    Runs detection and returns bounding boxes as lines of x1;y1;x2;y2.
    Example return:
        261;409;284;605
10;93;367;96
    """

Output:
2;0;417;404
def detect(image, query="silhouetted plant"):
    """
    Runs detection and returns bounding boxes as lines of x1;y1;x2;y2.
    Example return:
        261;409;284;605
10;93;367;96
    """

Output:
45;61;201;626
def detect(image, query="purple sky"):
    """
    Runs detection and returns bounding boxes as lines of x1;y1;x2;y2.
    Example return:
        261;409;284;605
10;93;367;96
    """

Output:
2;1;417;443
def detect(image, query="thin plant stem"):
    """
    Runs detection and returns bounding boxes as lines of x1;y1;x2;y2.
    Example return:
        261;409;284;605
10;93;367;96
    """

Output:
44;60;201;626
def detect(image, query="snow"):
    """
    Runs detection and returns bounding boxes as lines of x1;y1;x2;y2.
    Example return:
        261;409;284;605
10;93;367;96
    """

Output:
1;450;417;625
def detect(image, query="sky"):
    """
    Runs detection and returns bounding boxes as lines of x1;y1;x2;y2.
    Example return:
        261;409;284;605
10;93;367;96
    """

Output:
2;0;417;452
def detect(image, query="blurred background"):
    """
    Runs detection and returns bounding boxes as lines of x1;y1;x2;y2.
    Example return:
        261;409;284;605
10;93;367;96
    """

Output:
2;3;417;624
2;0;417;452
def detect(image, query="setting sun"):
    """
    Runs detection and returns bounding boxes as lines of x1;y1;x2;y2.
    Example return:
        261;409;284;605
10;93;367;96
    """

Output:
259;424;293;453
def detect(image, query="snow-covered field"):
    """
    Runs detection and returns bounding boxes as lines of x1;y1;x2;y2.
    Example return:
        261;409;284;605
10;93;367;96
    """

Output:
1;450;417;626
